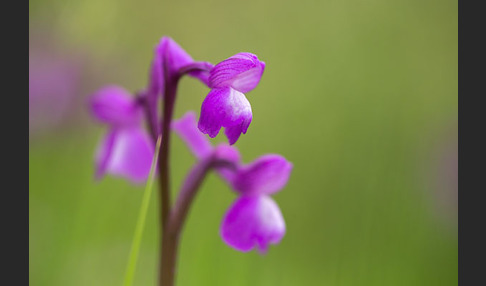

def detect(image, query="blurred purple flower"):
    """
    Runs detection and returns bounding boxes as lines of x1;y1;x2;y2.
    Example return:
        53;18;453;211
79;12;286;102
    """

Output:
88;37;211;184
89;85;154;183
198;53;265;145
29;46;81;136
433;130;458;230
173;111;291;253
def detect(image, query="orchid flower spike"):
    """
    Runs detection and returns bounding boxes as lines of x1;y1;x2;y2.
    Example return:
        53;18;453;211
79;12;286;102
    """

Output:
173;111;292;253
198;53;265;145
89;85;155;184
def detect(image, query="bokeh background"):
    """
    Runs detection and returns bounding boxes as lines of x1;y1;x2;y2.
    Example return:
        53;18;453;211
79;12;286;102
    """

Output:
29;0;457;285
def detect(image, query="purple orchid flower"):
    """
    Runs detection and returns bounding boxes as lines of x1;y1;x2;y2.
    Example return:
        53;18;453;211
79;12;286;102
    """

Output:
89;85;155;184
144;37;214;134
198;53;265;145
173;111;292;253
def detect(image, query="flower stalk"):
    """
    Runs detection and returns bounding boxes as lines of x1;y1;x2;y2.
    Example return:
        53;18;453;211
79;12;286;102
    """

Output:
161;155;237;286
158;78;176;285
158;62;214;286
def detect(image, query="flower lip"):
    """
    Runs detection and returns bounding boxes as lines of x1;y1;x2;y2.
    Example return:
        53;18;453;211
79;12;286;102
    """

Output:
95;129;117;180
220;195;286;254
95;127;155;184
198;87;252;145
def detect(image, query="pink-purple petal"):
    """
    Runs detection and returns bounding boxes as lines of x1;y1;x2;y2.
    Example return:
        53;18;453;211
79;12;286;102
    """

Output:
172;111;214;159
154;37;209;85
95;127;154;184
233;155;293;195
156;37;193;76
220;195;286;253
209;53;265;93
198;87;252;145
89;85;141;127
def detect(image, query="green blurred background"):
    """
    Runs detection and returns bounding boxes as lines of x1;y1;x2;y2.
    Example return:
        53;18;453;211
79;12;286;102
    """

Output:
29;0;457;285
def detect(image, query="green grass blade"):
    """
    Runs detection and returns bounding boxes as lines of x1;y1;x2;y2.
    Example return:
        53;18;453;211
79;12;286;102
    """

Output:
123;135;162;286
